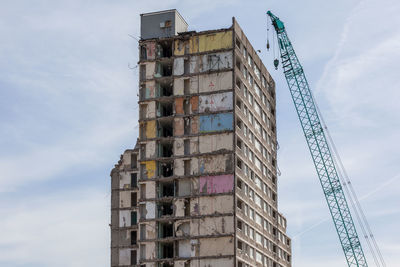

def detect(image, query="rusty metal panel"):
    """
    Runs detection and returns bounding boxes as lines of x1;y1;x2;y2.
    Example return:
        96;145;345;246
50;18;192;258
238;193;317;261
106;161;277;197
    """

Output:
199;113;233;133
199;174;234;194
190;96;198;113
199;92;232;113
191;116;198;134
198;31;233;52
175;97;184;115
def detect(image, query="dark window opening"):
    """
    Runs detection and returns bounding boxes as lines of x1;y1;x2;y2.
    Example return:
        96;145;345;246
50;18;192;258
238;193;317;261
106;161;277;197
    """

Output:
159;182;175;197
236;119;242;129
236;138;242;149
131;173;138;188
158;242;174;259
140;45;147;60
236;99;242;109
236;59;241;70
158;161;173;177
184;139;190;155
184;160;191;176
131;192;137;207
237;179;242;189
157;80;173;97
158;142;173;158
131;250;137;265
158;222;174;238
237;240;243;250
184;99;190;115
184;118;191;135
237;199;243;210
158;202;174;217
184;79;190;95
156;41;172;58
237;219;242;230
131;230;137;245
157;102;173;117
131;211;137;225
158;120;173;138
184;198;190;216
140;65;146;81
155;61;172;77
236;78;241;89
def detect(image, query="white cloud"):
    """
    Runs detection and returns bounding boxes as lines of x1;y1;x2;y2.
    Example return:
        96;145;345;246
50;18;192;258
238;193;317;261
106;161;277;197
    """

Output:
0;189;110;267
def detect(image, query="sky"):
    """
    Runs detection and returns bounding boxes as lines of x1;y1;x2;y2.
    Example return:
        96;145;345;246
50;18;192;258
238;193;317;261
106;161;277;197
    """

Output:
0;0;399;266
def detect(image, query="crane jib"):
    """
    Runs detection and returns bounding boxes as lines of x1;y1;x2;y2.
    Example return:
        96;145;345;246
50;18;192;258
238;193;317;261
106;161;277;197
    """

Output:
267;11;369;267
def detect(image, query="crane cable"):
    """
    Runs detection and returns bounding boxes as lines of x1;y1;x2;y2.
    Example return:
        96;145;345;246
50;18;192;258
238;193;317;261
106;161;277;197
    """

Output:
311;92;386;267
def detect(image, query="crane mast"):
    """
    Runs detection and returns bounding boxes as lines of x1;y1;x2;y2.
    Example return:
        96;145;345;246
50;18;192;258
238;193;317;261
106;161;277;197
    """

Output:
266;11;368;267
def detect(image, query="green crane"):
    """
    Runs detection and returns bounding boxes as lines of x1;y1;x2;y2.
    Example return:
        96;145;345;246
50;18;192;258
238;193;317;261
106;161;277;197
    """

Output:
266;11;369;267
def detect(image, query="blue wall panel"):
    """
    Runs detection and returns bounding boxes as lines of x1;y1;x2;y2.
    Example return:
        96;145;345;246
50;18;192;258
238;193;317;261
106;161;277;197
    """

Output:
199;113;233;133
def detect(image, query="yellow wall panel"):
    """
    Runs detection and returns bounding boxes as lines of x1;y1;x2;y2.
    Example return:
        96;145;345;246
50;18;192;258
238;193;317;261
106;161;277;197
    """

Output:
198;31;232;53
146;120;156;139
144;161;156;179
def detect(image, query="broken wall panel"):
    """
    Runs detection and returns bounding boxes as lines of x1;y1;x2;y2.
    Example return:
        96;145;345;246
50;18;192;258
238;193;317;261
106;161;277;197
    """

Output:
119;210;131;227
199;153;233;174
199;92;233;113
190;216;234;236
198;133;233;153
144;80;156;99
199;174;234;194
145;121;157;139
173;117;185;136
199;113;233;133
198;71;232;93
191;195;234;215
145;62;155;80
189;51;233;73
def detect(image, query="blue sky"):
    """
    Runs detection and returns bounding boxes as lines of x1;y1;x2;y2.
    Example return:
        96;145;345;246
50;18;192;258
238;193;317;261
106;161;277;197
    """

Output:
0;0;399;266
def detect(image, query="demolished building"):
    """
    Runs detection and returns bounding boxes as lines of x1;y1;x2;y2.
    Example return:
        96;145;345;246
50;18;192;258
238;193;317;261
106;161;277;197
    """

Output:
110;9;292;267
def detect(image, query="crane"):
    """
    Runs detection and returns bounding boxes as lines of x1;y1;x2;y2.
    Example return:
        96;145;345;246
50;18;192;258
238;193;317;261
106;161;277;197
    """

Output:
266;11;385;267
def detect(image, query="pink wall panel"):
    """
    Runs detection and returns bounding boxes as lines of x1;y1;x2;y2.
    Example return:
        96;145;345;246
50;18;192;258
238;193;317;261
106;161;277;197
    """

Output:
199;174;234;194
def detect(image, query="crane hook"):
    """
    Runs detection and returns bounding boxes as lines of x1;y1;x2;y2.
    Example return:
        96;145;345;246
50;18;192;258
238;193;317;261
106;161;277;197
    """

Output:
267;40;270;50
274;59;279;70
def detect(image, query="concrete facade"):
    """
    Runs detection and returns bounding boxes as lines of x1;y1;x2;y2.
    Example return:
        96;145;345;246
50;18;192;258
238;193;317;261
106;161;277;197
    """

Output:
110;10;291;267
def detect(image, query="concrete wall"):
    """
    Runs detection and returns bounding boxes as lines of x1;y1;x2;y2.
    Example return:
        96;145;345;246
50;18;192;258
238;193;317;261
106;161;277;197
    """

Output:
190;216;234;235
190;51;232;73
198;133;233;153
119;191;131;208
191;195;233;215
119;210;131;227
199;91;233;113
199;71;232;93
199;154;233;174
